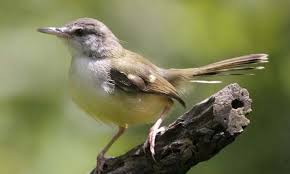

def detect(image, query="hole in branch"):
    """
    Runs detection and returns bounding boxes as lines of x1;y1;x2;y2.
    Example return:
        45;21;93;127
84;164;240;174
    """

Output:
231;99;244;109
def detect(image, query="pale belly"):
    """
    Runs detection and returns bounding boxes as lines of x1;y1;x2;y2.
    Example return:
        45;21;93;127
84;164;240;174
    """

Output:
69;57;168;126
69;83;168;126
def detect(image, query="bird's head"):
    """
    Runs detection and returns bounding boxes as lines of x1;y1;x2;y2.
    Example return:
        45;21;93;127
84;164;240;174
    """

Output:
38;18;123;58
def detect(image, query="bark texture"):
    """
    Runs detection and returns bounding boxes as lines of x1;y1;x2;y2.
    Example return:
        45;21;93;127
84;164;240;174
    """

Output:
91;83;252;174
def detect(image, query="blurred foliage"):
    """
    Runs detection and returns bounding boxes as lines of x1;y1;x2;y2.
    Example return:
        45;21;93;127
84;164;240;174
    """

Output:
0;0;290;174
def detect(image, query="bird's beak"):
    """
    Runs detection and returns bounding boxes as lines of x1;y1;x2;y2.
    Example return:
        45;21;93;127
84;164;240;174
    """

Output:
37;27;70;38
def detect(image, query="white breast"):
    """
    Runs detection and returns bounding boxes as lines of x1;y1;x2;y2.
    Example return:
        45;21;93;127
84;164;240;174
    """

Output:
69;56;113;95
69;56;116;118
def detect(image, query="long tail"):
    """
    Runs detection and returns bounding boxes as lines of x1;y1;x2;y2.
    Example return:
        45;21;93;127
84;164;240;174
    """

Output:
166;54;268;84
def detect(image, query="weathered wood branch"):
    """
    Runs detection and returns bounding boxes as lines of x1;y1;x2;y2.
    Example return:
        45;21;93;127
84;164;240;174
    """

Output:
91;83;252;174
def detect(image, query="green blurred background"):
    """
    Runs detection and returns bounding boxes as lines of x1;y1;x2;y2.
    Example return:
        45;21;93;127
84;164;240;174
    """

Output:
1;0;290;174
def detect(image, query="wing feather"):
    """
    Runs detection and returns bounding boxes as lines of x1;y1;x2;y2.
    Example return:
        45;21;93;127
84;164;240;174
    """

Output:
110;68;185;107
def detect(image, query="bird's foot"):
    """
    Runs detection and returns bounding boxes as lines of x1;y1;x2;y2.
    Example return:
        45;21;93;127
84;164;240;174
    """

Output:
94;153;106;174
143;126;166;161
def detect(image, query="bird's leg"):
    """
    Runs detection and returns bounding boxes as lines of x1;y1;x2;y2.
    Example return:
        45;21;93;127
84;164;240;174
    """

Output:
144;102;172;160
95;125;127;174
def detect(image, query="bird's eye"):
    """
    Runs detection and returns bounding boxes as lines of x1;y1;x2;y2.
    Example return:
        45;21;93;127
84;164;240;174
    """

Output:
74;29;85;36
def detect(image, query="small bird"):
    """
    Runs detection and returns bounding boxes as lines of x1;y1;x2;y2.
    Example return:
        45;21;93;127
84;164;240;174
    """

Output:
38;18;268;173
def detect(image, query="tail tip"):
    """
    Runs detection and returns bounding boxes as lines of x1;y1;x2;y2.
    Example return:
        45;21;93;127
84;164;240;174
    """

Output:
255;53;269;61
255;66;265;70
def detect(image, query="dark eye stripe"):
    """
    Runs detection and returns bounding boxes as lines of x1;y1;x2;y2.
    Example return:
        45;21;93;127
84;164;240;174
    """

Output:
74;29;85;36
73;28;101;37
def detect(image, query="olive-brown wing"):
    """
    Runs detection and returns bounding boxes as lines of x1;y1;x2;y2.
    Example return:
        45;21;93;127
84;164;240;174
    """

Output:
110;68;185;107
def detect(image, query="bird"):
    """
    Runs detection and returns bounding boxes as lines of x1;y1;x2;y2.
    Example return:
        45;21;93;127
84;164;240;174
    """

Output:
37;18;268;174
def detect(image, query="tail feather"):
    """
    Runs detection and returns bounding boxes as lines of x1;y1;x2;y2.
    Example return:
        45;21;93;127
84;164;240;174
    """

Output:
191;54;268;76
190;80;222;84
166;54;268;84
195;65;265;76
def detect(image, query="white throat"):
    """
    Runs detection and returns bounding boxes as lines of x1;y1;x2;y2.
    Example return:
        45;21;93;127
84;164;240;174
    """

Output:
69;54;114;96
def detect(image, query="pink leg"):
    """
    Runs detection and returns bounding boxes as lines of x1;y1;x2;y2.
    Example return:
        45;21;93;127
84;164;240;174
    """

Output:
95;125;127;174
146;102;172;159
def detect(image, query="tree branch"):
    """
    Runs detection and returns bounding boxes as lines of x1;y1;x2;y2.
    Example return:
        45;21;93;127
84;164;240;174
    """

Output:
91;83;252;174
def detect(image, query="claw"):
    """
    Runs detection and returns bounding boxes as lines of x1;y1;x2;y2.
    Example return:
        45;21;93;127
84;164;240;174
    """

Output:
149;128;156;156
93;126;127;174
144;126;166;161
144;104;172;161
94;153;106;174
142;139;149;154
